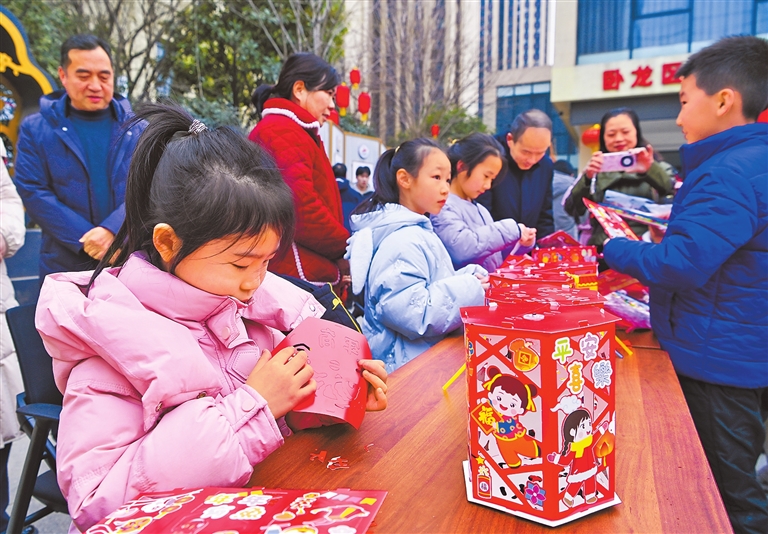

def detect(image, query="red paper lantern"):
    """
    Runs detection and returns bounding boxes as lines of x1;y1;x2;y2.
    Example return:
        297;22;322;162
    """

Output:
328;109;340;125
350;68;361;90
581;124;601;151
336;83;350;116
357;91;371;122
431;124;440;139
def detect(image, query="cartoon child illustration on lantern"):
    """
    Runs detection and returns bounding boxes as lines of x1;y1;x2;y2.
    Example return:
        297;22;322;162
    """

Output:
547;408;614;508
473;365;542;469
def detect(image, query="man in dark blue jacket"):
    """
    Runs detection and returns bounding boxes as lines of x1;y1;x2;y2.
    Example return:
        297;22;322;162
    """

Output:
14;34;144;279
477;109;554;237
603;36;768;534
333;163;363;232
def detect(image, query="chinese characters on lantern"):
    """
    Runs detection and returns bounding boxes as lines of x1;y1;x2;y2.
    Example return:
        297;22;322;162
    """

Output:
602;62;682;91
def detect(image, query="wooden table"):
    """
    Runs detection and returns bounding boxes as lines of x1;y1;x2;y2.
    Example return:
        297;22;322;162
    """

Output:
624;329;662;350
249;332;731;533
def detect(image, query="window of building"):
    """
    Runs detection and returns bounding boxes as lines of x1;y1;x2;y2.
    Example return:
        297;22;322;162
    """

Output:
577;0;768;64
495;82;578;164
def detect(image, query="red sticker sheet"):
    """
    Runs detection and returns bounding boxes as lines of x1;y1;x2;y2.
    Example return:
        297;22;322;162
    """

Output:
86;487;387;534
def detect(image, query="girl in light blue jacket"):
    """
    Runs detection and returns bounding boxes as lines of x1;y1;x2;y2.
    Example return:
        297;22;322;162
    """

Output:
346;138;487;372
432;133;537;272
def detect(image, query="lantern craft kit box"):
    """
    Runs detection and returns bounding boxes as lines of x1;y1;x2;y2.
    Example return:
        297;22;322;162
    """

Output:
461;303;621;527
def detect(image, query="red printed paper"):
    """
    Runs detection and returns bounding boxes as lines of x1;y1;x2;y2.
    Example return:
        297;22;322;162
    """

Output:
499;254;537;271
486;285;604;311
489;269;573;290
583;199;639;240
86;487;387;534
491;259;598;292
274;317;371;430
536;230;581;248
532;246;597;264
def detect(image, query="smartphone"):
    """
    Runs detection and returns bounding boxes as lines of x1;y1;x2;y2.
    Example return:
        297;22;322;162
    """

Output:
600;148;645;173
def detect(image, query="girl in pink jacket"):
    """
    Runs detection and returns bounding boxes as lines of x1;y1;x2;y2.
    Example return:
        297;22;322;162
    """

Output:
35;104;388;532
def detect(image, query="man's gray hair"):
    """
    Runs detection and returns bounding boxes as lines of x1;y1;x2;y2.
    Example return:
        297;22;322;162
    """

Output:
509;109;552;140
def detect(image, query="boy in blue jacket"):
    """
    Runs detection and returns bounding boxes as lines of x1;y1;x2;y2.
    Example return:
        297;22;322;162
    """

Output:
603;36;768;534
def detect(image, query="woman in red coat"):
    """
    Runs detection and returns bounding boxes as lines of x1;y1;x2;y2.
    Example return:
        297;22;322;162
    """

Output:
249;53;349;288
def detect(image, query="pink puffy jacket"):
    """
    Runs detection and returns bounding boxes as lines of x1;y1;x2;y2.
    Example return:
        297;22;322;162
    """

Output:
36;253;324;531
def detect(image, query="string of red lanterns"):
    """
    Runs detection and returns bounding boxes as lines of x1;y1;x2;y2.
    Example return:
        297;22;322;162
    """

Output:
350;68;361;90
336;83;350;116
333;68;372;123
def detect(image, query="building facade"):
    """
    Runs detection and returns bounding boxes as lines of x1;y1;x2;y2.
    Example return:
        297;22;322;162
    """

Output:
481;0;768;168
477;0;577;163
555;0;768;169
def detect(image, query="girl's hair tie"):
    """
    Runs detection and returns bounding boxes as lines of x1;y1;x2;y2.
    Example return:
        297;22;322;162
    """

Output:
188;119;208;135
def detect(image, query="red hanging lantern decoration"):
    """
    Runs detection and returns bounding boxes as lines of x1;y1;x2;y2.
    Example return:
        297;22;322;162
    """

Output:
328;109;340;126
581;124;601;151
431;124;440;139
350;68;361;90
336;83;350;116
357;91;371;122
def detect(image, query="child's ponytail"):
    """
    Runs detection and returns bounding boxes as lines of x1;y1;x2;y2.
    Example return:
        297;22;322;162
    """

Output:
92;104;195;284
90;102;295;288
251;84;275;117
352;138;443;215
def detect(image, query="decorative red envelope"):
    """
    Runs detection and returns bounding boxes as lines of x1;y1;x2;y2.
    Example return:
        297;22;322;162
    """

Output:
86;487;387;534
583;198;640;240
274;317;371;430
536;230;581;248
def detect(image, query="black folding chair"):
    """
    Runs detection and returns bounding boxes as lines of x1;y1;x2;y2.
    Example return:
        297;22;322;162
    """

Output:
5;304;68;534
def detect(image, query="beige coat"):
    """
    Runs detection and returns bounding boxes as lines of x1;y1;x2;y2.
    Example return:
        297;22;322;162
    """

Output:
1;151;25;447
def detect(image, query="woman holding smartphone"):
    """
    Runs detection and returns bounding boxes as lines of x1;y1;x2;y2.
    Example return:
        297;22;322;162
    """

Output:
564;107;675;246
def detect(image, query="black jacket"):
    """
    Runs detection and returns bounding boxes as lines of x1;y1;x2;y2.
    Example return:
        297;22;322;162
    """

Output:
477;135;554;236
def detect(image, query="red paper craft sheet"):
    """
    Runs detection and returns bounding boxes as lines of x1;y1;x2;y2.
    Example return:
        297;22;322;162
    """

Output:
583;198;640;240
86;487;387;534
274;317;372;430
536;230;581;248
